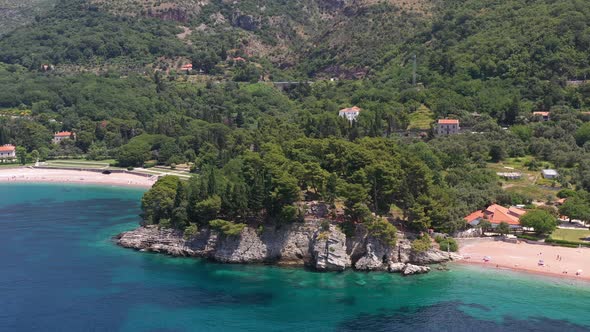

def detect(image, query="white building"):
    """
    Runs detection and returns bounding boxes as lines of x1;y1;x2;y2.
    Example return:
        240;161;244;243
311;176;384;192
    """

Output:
53;131;75;144
497;172;522;180
0;144;16;160
339;106;361;122
542;169;559;179
436;119;460;135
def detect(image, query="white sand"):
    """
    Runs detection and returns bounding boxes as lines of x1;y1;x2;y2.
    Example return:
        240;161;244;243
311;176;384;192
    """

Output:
0;167;156;188
459;238;590;281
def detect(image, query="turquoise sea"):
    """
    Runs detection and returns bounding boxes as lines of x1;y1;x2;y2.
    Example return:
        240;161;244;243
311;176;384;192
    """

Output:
1;183;590;331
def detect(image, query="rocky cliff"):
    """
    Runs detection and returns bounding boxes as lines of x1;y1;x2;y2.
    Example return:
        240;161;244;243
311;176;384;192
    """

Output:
116;222;461;274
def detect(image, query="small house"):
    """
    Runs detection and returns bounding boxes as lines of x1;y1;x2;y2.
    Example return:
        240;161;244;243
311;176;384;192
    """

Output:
53;131;75;144
180;63;193;71
436;119;460;135
542;169;558;179
533;111;550;121
0;144;16;160
338;106;362;122
497;172;522;180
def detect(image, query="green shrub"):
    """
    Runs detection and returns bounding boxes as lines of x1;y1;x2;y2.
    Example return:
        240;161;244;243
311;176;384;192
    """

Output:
411;234;432;252
434;235;444;243
516;234;543;241
158;218;172;229
545;237;590;248
320;220;331;231
143;161;157;168
317;231;330;241
183;223;199;240
279;205;301;223
209;219;246;236
194;195;222;223
438;238;458;252
366;218;398;246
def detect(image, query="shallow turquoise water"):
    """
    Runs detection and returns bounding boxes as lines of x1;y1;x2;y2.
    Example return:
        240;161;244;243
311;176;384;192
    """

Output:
1;183;589;331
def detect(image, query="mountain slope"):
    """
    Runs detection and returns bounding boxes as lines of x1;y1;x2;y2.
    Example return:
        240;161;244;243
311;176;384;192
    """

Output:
0;0;436;77
0;0;588;86
0;0;56;35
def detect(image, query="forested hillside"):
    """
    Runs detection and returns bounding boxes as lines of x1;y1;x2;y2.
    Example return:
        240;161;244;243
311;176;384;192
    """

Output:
0;0;56;35
2;0;590;234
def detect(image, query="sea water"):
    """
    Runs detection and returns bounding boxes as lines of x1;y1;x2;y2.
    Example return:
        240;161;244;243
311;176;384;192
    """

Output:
1;183;589;331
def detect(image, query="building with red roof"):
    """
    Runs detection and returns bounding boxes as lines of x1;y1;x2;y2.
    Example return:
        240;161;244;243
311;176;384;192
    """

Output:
0;144;16;160
532;111;550;121
464;204;526;229
180;63;193;71
436;119;460;135
339;106;362;122
53;131;75;144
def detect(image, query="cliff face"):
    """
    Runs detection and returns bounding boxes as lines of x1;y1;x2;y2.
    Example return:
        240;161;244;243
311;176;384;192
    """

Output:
116;222;461;274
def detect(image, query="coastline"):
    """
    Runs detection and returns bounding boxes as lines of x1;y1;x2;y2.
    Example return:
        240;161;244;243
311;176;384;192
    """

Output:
0;167;156;189
3;166;587;284
458;238;590;282
455;260;590;283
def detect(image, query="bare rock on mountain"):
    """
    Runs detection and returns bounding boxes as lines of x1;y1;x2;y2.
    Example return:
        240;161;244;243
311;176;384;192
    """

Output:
232;14;258;31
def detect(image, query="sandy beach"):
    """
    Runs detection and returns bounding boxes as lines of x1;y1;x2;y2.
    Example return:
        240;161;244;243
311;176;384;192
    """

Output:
0;167;156;188
459;238;590;281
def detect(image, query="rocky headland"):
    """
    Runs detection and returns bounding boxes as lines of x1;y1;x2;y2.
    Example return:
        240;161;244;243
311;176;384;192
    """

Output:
116;222;461;275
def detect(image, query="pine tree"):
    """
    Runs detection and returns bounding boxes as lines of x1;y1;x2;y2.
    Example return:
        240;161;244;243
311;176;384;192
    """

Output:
236;110;245;128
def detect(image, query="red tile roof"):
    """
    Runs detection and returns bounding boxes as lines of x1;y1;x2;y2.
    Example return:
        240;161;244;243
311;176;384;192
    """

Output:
464;210;484;223
55;131;72;137
339;106;361;113
465;204;526;226
438;119;459;125
533;111;550;116
508;206;526;215
0;144;15;152
181;64;193;70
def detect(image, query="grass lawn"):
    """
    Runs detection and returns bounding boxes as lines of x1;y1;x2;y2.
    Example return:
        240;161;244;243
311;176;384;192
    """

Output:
487;156;562;201
407;104;434;130
551;228;590;243
0;163;29;168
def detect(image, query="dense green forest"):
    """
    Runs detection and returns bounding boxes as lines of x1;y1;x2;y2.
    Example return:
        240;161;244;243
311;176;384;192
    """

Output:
1;0;590;234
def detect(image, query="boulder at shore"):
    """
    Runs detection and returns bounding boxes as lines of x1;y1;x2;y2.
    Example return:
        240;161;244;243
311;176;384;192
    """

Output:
116;223;461;274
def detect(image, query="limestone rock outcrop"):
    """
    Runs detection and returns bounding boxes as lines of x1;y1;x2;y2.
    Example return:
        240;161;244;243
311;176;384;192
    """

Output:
117;223;461;274
401;264;431;276
311;225;351;271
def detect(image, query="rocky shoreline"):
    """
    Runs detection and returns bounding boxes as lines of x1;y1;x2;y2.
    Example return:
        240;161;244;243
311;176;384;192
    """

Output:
116;222;462;275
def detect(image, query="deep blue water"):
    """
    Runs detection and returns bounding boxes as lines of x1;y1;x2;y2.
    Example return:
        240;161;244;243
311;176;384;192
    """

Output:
1;183;590;332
